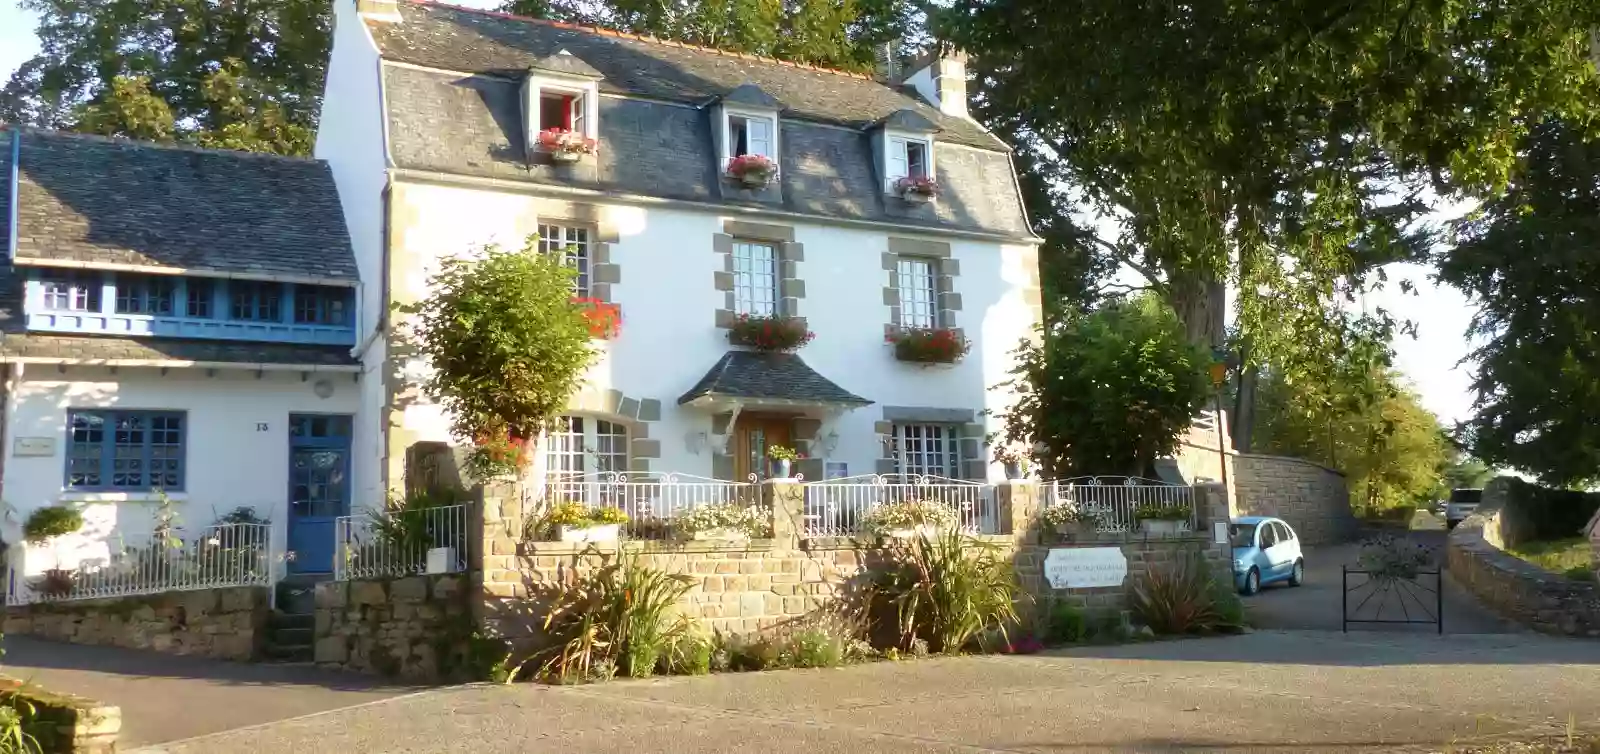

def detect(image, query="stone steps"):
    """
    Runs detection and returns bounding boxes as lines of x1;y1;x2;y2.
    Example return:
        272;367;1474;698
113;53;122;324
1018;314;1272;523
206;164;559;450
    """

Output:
264;577;324;663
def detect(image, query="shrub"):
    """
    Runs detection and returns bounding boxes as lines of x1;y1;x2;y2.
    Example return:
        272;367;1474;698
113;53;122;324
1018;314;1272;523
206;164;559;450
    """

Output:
1039;504;1101;531
22;506;82;543
369;488;462;553
873;530;1025;653
0;691;42;754
789;626;847;669
727;314;815;352
659;632;713;676
29;569;76;599
861;500;957;536
1357;533;1433;580
676;502;771;539
1134;503;1192;522
1128;554;1238;635
213;506;269;526
542;502;629;533
1046;602;1088;644
533;554;696;683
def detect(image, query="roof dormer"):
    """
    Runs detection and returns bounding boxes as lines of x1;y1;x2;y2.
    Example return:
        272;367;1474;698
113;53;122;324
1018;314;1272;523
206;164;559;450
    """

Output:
521;50;603;165
713;83;783;195
873;109;942;202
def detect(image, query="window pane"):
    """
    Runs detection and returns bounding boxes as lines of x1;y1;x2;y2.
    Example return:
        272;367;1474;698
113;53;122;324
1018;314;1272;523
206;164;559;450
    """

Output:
66;410;184;491
594;420;628;473
747;118;772;157
232;282;281;321
732;241;777;316
887;138;909;181
187;279;214;318
67;413;105;488
539;93;573;131
894;423;960;478
545;416;585;476
897;258;938;329
906;141;928;179
42;273;101;312
731;116;750;157
114;275;173;315
538;224;591;298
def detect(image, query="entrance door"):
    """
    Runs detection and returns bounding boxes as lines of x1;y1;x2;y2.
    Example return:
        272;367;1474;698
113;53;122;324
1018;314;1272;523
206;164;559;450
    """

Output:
288;414;353;574
732;415;793;482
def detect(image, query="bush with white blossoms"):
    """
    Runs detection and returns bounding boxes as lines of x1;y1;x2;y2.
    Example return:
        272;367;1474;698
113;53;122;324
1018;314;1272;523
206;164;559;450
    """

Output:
861;499;958;535
676;502;772;539
1038;503;1101;529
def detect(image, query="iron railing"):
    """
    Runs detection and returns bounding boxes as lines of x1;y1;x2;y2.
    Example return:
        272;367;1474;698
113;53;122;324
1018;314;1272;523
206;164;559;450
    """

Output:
801;474;997;537
334;503;470;581
1043;476;1197;533
6;523;274;605
535;472;760;540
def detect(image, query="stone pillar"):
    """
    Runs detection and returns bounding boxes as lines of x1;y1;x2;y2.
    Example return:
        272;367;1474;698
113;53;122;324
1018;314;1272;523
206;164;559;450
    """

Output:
474;481;524;637
996;480;1040;544
1195;482;1228;532
765;479;804;548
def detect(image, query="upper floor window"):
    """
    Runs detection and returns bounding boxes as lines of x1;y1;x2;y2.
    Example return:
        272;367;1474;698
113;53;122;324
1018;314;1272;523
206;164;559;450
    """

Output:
539;90;586;133
231;281;281;321
66;409;185;491
538;224;591;297
186;279;214;318
294;287;349;326
896;258;938;329
890;423;961;479
888;136;931;186
727;114;774;160
114;275;174;315
42;272;101;312
732;240;778;316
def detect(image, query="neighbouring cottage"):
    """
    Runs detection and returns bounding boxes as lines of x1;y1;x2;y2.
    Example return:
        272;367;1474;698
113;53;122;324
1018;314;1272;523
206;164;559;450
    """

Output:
0;128;362;592
314;0;1044;502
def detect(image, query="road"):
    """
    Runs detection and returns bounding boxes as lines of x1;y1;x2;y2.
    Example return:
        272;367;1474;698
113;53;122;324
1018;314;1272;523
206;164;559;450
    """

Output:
137;630;1600;754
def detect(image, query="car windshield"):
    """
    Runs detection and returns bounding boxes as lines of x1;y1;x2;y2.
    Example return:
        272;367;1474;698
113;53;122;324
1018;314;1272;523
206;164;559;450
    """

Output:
1229;524;1256;548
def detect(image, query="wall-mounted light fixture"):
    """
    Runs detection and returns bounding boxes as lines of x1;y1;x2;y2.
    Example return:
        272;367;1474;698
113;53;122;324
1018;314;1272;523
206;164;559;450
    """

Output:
819;431;840;456
685;431;709;455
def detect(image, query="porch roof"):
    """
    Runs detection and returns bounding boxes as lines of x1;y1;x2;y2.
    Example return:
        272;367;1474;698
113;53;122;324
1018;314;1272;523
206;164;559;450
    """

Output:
677;351;871;409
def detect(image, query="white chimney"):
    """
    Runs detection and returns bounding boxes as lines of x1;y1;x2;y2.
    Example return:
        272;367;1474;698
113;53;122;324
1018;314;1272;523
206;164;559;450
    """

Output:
904;49;970;120
357;0;401;23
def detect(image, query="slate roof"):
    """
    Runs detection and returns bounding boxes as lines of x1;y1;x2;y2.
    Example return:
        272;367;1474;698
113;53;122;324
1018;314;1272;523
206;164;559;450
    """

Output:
371;2;1034;239
678;351;871;407
5;128;358;283
0;265;358;368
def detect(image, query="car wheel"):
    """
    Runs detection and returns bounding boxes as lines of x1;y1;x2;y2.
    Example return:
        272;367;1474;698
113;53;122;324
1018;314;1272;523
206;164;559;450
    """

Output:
1241;568;1260;596
1289;560;1304;587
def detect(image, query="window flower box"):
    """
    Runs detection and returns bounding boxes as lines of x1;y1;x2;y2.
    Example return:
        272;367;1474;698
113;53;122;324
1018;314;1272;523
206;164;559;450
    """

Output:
887;327;970;364
726;154;777;189
538;128;598;163
894;175;939;204
544;502;629;542
1135;503;1191;536
573;298;621;339
862;500;958;538
557;523;621;543
728;313;814;352
677;502;772;541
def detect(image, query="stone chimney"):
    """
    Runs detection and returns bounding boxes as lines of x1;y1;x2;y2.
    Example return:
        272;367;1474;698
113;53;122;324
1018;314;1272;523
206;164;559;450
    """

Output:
904;48;970;120
357;0;401;22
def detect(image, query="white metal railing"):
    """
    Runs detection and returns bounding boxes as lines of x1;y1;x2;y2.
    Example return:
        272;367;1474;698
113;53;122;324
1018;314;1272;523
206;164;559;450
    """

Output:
536;472;760;539
802;474;997;537
335;503;469;581
5;523;274;605
1044;476;1196;533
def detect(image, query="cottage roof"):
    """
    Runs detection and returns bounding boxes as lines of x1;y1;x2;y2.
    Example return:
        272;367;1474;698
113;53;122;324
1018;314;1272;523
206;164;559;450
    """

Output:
678;351;871;408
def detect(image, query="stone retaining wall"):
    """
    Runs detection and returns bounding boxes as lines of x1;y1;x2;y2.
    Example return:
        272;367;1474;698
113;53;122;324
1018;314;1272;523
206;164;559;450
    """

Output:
1;586;269;661
0;677;120;754
1448;508;1600;637
1015;534;1231;617
313;573;480;680
1232;454;1355;545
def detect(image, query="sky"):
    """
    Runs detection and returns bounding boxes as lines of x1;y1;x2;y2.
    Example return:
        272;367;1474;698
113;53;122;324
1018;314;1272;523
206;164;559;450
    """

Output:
0;0;1484;427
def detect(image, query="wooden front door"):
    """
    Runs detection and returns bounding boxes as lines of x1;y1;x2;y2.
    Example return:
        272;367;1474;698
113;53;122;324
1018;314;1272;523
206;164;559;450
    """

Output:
732;415;793;482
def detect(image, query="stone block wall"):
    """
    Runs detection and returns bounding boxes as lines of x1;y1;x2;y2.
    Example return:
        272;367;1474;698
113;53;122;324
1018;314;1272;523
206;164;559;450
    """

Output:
1232;454;1355;545
1;586;268;661
1014;535;1230;616
1448;493;1600;637
0;677;120;754
313;573;480;681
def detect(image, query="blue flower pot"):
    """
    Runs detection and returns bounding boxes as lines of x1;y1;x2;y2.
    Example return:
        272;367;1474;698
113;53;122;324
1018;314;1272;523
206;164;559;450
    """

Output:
769;458;792;479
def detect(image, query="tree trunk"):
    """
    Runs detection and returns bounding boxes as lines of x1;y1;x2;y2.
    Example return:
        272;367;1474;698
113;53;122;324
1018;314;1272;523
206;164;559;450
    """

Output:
1231;366;1258;453
1169;272;1226;348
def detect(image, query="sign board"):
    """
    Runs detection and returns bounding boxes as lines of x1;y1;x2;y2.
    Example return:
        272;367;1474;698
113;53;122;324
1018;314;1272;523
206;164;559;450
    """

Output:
12;437;56;457
1213;521;1230;545
1043;547;1127;589
824;462;849;480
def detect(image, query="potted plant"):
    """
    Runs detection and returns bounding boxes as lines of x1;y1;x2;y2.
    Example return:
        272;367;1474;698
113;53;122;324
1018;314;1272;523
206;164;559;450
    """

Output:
1039;504;1101;537
894;175;939;204
862;499;958;539
572;297;622;339
537;128;599;163
887;327;971;364
728;313;814;352
23;505;84;544
767;445;800;479
993;445;1029;480
677;502;772;541
547;501;629;543
725;154;777;189
1134;503;1191;535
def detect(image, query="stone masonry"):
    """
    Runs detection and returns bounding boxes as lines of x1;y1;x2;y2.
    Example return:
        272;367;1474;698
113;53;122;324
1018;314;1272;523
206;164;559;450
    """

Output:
1;586;268;661
313;573;479;680
1448;488;1600;637
0;676;120;754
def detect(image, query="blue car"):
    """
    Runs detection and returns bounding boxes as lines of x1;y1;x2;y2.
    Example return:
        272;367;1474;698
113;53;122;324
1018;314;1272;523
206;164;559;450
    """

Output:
1230;516;1305;595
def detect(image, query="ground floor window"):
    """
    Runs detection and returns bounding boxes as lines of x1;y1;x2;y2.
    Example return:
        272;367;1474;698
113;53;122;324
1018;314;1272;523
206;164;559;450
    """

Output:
544;415;629;476
66;410;185;490
889;423;961;479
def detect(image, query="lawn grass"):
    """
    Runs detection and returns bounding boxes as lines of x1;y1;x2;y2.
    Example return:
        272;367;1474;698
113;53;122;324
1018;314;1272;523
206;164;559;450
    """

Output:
1505;537;1596;582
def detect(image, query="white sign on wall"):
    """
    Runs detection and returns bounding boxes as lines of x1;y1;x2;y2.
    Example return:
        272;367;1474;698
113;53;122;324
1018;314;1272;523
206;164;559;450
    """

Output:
1043;547;1128;589
12;437;56;457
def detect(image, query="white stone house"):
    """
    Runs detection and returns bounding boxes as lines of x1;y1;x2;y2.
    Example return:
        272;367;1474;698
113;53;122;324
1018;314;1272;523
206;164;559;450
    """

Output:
0;128;363;581
315;0;1043;509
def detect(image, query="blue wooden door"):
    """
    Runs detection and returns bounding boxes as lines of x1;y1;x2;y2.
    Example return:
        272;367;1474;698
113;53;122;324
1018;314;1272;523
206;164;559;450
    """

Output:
288;414;352;575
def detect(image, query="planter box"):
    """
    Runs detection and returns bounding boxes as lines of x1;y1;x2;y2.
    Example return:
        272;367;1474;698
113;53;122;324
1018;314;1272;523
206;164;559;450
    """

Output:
900;190;934;205
881;524;945;540
690;527;749;542
558;523;621;543
1051;521;1099;538
1139;518;1185;536
550;150;585;164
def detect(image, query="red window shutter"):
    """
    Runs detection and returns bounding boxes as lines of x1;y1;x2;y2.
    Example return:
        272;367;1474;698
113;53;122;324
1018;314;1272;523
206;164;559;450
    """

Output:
562;96;574;130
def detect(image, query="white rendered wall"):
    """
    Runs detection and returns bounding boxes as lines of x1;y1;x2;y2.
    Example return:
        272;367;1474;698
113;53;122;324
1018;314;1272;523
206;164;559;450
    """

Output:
384;179;1039;484
2;366;359;577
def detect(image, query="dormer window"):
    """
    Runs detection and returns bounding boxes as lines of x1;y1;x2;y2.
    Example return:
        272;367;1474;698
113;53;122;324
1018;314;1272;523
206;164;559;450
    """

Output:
727;114;773;160
538;90;586;133
890;137;930;182
521;51;604;163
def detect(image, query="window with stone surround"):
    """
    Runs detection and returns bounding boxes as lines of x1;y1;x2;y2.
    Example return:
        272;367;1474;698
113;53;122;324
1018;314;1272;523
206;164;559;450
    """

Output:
545;415;628;477
538;224;592;297
732;240;779;316
896;258;938;329
890;423;962;478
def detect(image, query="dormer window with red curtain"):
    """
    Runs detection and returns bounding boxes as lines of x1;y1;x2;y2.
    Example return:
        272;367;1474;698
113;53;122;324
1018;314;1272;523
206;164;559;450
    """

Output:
539;91;585;133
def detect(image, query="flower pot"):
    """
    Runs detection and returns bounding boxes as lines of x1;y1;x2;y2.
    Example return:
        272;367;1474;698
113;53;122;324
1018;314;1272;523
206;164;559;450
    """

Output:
900;190;933;205
769;458;793;479
1139;518;1184;536
558;523;620;543
550;150;584;164
883;524;942;539
691;527;748;542
1003;461;1023;480
736;172;772;189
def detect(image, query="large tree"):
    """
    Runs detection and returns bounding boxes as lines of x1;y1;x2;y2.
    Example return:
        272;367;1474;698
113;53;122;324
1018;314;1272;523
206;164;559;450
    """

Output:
1;0;330;155
1438;121;1600;488
940;1;1600;398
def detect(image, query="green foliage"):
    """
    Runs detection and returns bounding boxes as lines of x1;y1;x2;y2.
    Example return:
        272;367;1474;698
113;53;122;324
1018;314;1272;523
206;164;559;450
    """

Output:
0;692;43;754
1506;538;1596;583
532;554;696;683
22;506;82;543
873;530;1025;654
1;0;328;155
394;239;598;482
1128;554;1239;635
1442;456;1494;492
996;296;1210;478
213;506;269;526
1133;504;1191;522
789;626;847;669
715;624;856;671
540;502;629;532
368;488;462;552
765;445;800;462
1044;602;1087;644
659;632;713;676
1439;121;1600;487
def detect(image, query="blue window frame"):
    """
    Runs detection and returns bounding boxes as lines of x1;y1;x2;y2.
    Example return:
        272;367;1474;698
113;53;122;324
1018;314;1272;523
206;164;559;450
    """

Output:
231;281;281;321
294;287;349;326
186;279;214;318
66;410;185;491
114;275;174;315
41;272;101;312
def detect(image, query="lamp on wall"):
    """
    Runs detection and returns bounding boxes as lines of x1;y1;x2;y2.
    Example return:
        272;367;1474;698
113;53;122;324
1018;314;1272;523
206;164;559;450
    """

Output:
819;431;840;456
685;431;709;455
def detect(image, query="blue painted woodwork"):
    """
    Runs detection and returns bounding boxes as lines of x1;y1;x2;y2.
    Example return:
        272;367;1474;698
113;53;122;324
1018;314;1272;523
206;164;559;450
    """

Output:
287;414;353;575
